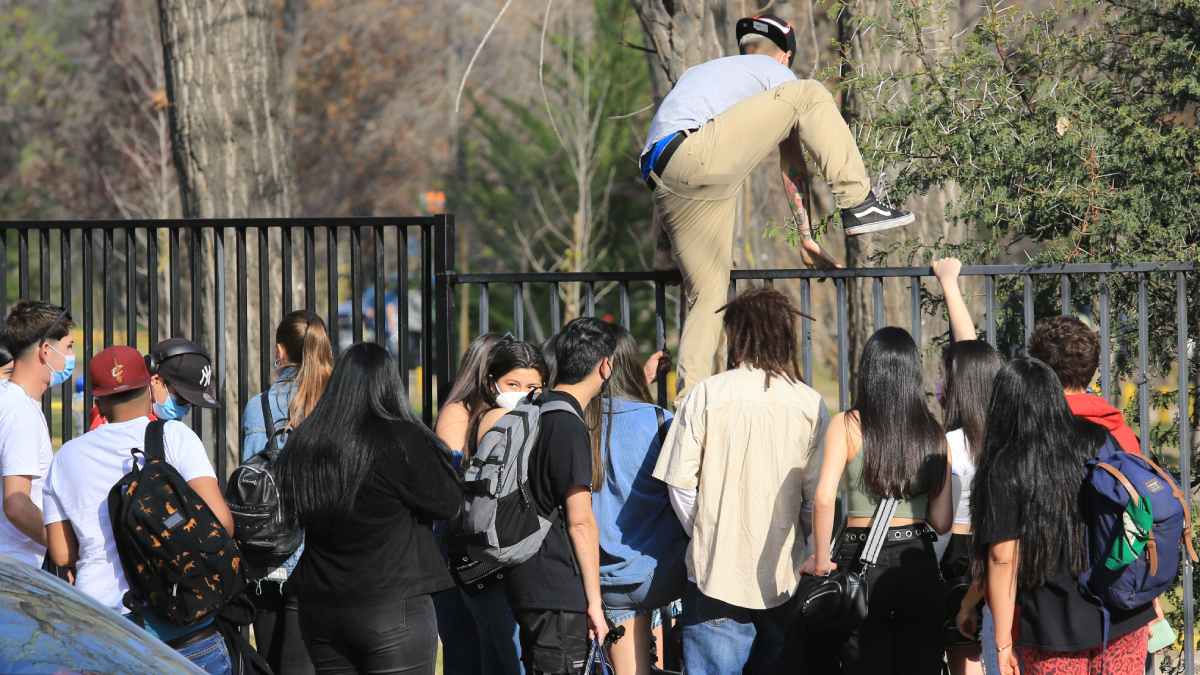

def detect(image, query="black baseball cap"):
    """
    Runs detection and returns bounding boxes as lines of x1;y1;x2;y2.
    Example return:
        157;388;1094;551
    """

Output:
735;14;797;66
152;338;220;409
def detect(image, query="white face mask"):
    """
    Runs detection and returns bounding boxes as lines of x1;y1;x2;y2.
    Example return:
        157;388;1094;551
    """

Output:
495;390;528;410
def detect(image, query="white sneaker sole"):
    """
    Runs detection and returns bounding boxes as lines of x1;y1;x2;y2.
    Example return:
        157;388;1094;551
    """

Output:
844;212;915;237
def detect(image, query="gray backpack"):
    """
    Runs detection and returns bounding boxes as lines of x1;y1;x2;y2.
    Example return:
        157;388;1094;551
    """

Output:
450;394;580;586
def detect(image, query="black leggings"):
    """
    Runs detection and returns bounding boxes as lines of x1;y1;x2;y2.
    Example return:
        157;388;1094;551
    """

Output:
251;581;315;675
801;527;946;675
299;593;438;675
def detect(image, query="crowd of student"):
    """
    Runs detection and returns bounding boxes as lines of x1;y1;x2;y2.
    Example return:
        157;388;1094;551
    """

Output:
0;256;1184;675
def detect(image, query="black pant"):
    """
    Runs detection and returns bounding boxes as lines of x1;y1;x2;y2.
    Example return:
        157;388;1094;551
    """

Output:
799;527;946;675
514;609;589;675
251;581;315;675
299;594;438;675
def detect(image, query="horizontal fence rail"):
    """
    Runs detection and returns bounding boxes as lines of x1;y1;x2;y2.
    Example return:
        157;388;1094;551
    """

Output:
0;216;450;484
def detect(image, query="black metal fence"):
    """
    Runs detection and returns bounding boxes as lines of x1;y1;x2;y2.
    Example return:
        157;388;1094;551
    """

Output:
0;216;449;482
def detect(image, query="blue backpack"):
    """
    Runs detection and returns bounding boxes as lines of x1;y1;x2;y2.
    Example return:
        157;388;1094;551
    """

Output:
1080;436;1197;611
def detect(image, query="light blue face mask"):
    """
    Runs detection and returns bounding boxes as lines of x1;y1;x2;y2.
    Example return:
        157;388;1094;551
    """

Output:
153;395;191;421
46;344;75;388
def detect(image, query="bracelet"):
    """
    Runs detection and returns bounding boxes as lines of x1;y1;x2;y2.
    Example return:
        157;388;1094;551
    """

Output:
996;642;1013;651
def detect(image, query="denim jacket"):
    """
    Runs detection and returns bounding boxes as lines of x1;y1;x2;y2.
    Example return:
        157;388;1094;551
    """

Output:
240;367;303;582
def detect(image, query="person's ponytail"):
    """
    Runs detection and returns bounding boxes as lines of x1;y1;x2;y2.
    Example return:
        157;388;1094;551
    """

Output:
276;310;334;425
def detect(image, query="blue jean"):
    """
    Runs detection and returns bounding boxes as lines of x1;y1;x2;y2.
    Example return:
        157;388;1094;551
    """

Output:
176;630;233;675
459;583;524;675
679;583;793;674
981;605;1000;675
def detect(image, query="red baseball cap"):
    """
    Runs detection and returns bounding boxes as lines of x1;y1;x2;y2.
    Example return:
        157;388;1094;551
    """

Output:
90;346;152;397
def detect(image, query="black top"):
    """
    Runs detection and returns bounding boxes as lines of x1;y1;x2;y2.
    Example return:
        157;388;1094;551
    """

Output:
506;390;593;613
292;420;463;607
985;489;1154;651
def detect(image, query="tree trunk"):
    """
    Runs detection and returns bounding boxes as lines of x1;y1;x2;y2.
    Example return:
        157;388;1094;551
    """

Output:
157;0;296;473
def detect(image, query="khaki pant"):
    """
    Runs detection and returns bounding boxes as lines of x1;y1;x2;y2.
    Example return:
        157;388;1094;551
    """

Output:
650;79;871;401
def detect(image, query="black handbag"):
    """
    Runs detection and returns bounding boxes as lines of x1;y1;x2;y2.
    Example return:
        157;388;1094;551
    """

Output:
792;496;898;631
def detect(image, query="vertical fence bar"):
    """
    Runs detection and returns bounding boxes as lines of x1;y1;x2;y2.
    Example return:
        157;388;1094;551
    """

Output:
82;229;94;421
1136;274;1150;453
836;278;849;410
438;215;458;395
1175;271;1194;675
351;226;363;344
728;278;736;303
0;229;7;317
282;226;293;314
1022;274;1034;345
59;229;72;442
984;276;996;347
328;227;340;353
549;283;561;332
126;228;137;348
654;281;667;407
170;228;180;337
584;282;596;317
910;276;922;346
397;226;410;378
801;278;813;385
374;226;386;347
304;225;316;314
619;282;631;328
478;283;490;334
190;229;202;439
236;228;248;455
103;228;114;347
873;278;884;331
39;229;49;302
258;227;271;396
213;229;227;483
18;229;28;299
148;228;159;346
420;224;434;426
1099;275;1112;401
1060;275;1072;316
513;283;525;341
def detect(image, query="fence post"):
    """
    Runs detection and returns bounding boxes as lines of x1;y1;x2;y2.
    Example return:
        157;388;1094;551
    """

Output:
433;214;457;411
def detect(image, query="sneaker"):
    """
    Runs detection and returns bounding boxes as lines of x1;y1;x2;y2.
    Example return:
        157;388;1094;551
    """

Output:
841;192;915;236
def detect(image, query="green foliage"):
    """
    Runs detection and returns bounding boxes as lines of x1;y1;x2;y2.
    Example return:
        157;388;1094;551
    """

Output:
459;0;654;339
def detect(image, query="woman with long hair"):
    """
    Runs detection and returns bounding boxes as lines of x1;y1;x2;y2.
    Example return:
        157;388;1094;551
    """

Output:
939;340;1003;675
239;310;334;675
467;339;549;457
433;333;539;675
807;326;954;674
279;342;462;674
592;325;686;675
974;358;1154;675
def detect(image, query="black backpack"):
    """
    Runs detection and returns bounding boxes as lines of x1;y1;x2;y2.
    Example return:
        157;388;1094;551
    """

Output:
107;420;246;625
224;393;303;578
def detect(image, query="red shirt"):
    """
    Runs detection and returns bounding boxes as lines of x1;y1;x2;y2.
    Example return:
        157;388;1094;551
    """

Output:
1065;392;1141;455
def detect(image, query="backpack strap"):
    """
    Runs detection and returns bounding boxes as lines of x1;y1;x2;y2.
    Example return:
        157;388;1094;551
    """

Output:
1095;462;1158;576
539;399;582;419
1140;455;1200;563
143;419;167;463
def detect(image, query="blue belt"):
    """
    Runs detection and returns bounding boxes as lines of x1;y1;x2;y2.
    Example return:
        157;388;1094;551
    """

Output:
640;132;680;181
640;128;697;186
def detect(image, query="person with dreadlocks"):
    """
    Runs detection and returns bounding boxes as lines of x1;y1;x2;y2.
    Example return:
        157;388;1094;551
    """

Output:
651;287;829;672
643;13;914;403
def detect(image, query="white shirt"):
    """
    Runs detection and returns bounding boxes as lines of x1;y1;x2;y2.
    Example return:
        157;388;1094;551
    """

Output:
0;381;54;566
42;417;216;616
947;428;976;526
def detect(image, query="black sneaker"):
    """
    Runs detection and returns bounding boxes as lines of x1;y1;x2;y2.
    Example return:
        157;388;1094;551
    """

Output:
841;192;915;236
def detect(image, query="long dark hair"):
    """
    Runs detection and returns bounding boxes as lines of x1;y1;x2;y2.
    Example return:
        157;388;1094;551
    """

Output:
941;340;1004;463
465;339;548;458
854;327;947;498
972;357;1107;587
442;332;503;413
278;342;428;522
588;325;655;490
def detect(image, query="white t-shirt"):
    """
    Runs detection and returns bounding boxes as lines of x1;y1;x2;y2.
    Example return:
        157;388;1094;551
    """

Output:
947;428;976;526
0;381;54;566
42;417;216;616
